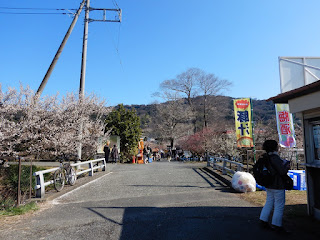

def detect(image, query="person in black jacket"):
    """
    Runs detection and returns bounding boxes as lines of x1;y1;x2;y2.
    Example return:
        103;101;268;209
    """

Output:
103;142;110;163
111;145;119;163
259;140;290;233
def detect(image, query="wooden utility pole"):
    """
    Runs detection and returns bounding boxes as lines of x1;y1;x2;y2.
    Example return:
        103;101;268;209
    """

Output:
36;0;86;98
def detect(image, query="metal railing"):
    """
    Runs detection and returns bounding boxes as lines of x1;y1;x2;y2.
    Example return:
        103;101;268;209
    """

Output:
207;157;243;177
33;158;106;198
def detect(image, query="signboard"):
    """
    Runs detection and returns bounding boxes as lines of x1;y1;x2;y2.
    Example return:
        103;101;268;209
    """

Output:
233;98;254;147
275;104;296;148
279;57;320;93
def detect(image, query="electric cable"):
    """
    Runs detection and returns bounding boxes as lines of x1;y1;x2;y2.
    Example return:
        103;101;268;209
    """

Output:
0;6;77;15
0;12;70;15
112;0;120;10
0;7;77;11
105;23;124;70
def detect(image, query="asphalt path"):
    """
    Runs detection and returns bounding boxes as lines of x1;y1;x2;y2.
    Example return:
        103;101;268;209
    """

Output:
1;162;318;240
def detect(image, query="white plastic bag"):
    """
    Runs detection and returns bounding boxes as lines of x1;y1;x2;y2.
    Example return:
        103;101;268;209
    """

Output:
232;171;256;193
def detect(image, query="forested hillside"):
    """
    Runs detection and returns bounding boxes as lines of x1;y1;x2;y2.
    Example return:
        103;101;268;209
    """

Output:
124;96;276;132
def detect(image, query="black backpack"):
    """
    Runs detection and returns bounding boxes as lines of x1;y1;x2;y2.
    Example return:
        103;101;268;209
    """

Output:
252;155;273;187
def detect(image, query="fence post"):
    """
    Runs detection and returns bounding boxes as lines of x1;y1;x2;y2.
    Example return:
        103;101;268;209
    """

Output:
29;158;32;199
237;164;242;172
222;160;227;175
212;157;217;170
17;157;22;206
35;172;45;198
89;161;94;176
102;158;106;171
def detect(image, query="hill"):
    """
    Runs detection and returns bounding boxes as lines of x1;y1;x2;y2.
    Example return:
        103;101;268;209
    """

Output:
124;96;276;131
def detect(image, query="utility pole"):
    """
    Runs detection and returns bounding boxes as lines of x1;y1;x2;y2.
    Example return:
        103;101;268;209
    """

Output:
79;0;90;98
77;0;90;161
36;0;86;99
77;1;121;160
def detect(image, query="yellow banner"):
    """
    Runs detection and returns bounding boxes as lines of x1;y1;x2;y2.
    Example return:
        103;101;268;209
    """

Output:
234;98;254;147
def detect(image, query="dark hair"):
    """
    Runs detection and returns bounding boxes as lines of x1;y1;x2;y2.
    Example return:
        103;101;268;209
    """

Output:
262;140;278;153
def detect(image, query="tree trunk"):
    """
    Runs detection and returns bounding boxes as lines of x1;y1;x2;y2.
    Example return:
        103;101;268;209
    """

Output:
170;138;174;149
204;94;207;128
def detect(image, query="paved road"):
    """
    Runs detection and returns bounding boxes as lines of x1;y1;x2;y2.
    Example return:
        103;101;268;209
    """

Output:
1;162;318;240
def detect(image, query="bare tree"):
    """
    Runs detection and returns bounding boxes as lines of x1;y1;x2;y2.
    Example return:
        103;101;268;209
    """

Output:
160;68;203;133
153;92;192;149
159;68;232;133
160;68;202;107
198;73;232;128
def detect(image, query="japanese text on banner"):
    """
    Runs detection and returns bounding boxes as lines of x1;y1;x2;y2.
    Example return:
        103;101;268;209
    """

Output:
233;98;253;147
275;104;296;148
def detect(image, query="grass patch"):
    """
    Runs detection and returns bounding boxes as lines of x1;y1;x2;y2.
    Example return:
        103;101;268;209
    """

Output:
238;189;307;207
0;201;38;216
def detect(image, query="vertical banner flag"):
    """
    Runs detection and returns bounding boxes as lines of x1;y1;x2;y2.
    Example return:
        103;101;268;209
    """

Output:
234;98;254;147
275;104;296;148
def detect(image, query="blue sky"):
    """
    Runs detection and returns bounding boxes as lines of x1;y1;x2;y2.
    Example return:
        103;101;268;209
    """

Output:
1;0;320;106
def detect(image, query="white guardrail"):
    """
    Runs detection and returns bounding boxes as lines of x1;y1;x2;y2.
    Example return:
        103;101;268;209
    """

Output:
33;158;106;198
207;157;244;177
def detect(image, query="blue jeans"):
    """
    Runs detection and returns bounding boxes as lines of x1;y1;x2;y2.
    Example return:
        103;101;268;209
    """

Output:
259;188;285;227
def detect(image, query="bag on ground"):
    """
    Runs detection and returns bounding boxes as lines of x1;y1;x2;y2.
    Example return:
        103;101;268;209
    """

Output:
231;171;256;193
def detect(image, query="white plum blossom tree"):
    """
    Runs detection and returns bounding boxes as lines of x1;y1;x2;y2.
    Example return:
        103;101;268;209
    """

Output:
0;84;109;160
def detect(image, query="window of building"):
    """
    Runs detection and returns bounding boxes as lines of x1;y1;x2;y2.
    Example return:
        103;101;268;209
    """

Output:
313;123;320;161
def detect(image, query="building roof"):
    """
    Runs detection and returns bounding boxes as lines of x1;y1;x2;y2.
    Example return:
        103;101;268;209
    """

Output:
267;80;320;103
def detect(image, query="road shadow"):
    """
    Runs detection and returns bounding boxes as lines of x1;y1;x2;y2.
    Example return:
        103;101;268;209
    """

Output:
125;168;231;192
193;168;233;192
86;205;320;240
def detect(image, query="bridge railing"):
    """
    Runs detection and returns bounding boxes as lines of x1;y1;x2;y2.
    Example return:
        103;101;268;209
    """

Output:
33;158;106;198
207;156;244;177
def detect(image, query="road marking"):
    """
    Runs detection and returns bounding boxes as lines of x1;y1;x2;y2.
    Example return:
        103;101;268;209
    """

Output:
52;172;113;204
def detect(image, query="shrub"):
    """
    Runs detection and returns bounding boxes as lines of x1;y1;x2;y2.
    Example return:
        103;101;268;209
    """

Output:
0;165;49;210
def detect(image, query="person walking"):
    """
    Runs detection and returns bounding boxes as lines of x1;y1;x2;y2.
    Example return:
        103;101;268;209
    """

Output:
103;142;110;163
111;144;119;163
259;140;290;233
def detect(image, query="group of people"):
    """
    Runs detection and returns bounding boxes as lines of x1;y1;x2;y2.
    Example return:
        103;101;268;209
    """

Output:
143;145;161;162
103;142;119;163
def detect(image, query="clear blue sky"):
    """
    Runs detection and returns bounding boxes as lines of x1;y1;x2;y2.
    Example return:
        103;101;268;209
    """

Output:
1;0;320;106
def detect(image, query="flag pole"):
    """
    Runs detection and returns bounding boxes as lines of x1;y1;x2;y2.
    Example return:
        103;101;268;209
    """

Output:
250;98;257;163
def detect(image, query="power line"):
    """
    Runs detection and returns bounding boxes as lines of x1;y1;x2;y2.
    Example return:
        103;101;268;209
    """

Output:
0;12;70;15
0;6;77;15
0;7;77;11
112;0;120;10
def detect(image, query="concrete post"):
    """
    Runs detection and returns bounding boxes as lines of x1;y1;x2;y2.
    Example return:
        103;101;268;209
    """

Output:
222;160;227;175
212;157;217;170
89;161;94;176
102;158;106;171
35;172;45;198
